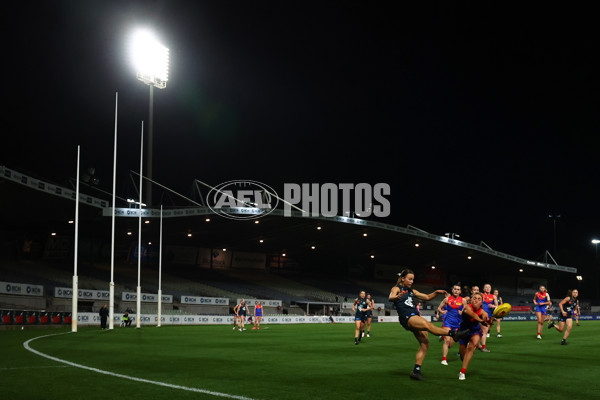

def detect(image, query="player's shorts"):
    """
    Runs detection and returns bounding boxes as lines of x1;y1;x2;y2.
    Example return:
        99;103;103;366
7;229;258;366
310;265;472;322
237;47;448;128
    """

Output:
397;308;419;330
366;310;373;318
535;305;548;315
442;316;461;330
239;311;247;317
355;312;367;323
558;312;572;322
459;325;482;346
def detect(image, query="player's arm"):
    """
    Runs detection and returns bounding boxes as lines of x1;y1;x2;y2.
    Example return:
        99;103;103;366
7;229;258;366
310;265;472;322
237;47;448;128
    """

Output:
533;295;538;306
437;297;448;314
389;286;402;301
492;295;498;309
481;310;494;326
352;298;358;312
463;307;487;325
559;297;569;316
366;299;374;311
462;305;485;324
413;289;447;301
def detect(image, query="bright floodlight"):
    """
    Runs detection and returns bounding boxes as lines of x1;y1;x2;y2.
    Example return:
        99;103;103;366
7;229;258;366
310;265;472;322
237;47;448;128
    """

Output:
592;239;600;244
131;29;170;89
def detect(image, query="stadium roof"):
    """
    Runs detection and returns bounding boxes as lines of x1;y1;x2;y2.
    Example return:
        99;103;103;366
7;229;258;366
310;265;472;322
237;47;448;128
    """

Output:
1;166;577;282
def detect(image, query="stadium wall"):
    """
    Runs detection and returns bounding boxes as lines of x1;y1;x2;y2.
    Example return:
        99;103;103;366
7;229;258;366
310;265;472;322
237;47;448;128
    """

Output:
0;295;46;309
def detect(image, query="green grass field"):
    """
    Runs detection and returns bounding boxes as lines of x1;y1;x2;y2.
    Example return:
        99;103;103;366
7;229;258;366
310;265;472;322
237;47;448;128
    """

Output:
2;321;599;400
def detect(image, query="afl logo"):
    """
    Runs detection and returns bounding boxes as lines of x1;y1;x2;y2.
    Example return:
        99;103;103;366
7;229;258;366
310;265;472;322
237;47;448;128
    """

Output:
207;180;279;220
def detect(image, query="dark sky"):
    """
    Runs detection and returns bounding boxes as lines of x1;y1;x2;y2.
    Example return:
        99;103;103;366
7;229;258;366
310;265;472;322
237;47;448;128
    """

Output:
2;1;599;269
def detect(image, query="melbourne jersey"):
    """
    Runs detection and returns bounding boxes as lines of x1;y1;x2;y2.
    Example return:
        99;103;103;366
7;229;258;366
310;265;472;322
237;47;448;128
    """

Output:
482;293;495;315
459;304;484;344
535;292;549;313
443;296;464;329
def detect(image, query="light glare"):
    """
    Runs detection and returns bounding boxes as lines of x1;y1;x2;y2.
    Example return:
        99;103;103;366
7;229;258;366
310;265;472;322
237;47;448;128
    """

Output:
131;29;169;88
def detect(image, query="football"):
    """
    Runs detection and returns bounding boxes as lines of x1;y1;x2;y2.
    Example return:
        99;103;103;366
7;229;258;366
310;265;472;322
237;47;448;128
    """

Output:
493;303;512;318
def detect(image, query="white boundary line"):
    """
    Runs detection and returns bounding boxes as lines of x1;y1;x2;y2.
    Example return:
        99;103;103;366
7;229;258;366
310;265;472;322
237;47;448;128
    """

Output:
23;332;258;400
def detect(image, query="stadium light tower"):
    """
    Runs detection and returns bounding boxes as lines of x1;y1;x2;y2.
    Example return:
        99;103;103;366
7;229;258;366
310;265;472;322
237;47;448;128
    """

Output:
130;29;169;207
593;239;600;301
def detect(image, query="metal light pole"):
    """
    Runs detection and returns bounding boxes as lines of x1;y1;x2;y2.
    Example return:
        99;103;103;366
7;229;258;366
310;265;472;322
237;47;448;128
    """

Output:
593;239;600;301
130;29;169;207
157;205;163;327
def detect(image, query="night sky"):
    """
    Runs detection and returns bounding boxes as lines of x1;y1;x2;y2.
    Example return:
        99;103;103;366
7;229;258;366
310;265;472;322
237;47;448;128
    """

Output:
3;2;599;272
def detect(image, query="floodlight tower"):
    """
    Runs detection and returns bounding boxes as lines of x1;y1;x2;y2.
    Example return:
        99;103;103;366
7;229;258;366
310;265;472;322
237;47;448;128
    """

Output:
131;29;169;207
593;239;600;300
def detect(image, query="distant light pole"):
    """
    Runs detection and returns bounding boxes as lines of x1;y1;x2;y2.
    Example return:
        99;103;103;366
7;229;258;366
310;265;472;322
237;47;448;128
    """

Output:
548;214;561;254
593;239;600;301
130;29;170;207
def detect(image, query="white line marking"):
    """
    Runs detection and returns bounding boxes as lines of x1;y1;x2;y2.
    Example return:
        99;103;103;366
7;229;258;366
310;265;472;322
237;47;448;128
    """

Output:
24;332;258;400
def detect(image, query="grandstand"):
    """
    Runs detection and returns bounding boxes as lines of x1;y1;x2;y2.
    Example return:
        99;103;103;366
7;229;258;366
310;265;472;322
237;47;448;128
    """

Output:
1;165;592;327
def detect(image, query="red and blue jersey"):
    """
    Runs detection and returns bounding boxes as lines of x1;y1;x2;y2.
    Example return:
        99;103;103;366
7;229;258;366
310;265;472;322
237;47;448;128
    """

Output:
443;296;463;329
535;292;549;314
255;304;262;316
459;304;483;345
482;293;495;315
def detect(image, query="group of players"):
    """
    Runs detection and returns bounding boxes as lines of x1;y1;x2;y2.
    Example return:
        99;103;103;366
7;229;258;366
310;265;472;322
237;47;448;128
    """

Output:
352;269;583;381
533;285;581;345
232;299;263;331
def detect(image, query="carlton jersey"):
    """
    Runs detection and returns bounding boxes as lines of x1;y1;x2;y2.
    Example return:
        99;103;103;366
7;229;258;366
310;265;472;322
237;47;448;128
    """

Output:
482;293;495;316
393;286;419;329
535;292;550;314
559;297;574;321
355;297;369;321
443;296;464;329
572;298;579;314
239;304;247;316
366;300;373;317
